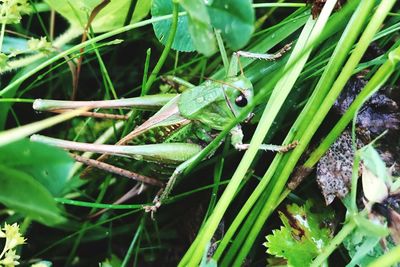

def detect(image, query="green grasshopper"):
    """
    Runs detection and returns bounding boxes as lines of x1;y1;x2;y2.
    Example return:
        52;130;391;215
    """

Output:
31;45;294;211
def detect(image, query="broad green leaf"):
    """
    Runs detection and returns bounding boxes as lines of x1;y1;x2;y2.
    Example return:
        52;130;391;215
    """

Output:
360;145;388;183
180;0;217;56
207;0;254;50
45;0;150;32
343;227;393;267
151;0;254;53
264;201;334;267
151;0;195;52
132;0;152;23
0;165;66;226
0;139;73;196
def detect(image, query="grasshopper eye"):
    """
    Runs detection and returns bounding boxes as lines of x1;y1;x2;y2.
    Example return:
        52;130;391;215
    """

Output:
235;93;248;107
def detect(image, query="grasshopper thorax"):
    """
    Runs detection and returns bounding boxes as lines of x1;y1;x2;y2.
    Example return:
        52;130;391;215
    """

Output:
178;75;254;130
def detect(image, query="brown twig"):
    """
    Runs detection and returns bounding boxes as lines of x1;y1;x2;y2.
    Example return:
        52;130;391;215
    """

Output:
71;153;164;187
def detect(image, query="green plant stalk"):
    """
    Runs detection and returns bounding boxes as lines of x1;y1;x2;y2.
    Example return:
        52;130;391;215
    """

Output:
272;0;375;224
178;47;290;267
33;209;139;258
0;22;6;52
143;1;179;94
0;12;184;96
173;51;179;76
55;197;143;209
141;48;151;95
121;218;144;267
215;29;229;75
310;218;356;267
0;98;34;103
65;223;87;266
19;217;32;237
203;138;229;223
235;0;368;219
213;155;284;261
8;39;122;100
180;2;360;264
214;16;316;264
350;150;361;213
235;0;396;263
65;176;113;266
219;189;271;266
231;2;342;265
253;3;306;8
90;39;119;100
303;44;400;169
181;14;317;267
275;0;394;206
30;2;50;39
221;180;291;267
291;0;375;146
211;9;309;81
368;243;400;267
0;107;88;146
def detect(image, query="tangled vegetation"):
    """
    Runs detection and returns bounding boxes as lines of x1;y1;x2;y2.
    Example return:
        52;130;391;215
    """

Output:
0;0;399;266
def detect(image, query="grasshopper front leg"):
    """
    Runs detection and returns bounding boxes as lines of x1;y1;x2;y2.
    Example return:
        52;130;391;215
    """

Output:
235;43;292;61
230;125;298;152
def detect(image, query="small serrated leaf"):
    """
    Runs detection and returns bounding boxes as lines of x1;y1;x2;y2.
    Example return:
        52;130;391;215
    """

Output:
264;201;334;267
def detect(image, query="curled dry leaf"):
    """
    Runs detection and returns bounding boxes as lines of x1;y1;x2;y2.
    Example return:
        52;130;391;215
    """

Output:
362;166;388;204
333;78;400;137
317;131;361;205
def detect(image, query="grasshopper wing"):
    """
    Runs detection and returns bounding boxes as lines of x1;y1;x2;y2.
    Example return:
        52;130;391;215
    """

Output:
81;95;191;177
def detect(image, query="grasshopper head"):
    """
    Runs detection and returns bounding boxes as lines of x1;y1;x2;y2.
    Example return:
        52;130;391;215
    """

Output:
223;75;254;119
